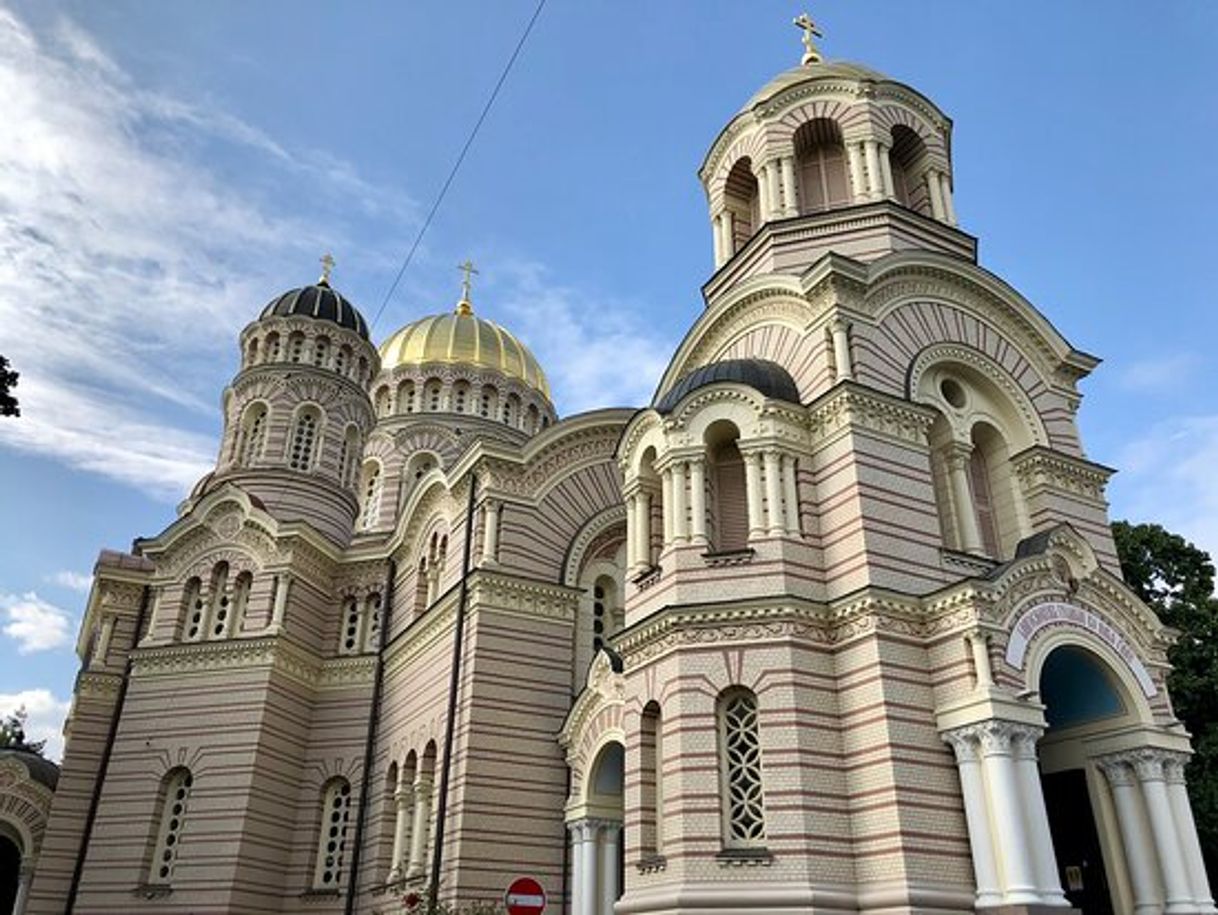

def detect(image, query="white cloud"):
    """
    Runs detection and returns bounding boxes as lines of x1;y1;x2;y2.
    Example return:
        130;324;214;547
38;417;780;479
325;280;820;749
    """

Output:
491;258;675;414
49;570;92;592
0;6;408;499
1;591;74;653
1110;414;1218;561
0;687;71;761
1116;353;1199;392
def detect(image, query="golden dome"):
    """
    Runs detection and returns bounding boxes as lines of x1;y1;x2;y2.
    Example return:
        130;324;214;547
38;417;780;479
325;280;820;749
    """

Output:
378;298;550;399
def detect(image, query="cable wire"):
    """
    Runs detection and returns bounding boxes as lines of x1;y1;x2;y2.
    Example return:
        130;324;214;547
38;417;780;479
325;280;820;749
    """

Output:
370;0;548;330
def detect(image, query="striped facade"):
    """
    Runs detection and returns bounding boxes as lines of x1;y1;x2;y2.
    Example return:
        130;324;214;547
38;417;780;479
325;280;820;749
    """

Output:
14;41;1215;915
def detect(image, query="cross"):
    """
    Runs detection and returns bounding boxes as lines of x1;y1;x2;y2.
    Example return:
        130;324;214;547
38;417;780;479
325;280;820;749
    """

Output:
319;252;336;284
457;259;479;302
793;12;823;65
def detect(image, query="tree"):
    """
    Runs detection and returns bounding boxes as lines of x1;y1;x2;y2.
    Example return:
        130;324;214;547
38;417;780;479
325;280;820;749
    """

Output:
0;706;46;755
1113;520;1218;879
0;354;17;417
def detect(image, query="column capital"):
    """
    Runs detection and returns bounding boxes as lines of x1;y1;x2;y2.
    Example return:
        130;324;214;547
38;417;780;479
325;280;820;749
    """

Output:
974;719;1040;757
1096;754;1137;787
942;725;981;762
1163;753;1190;785
941;439;975;470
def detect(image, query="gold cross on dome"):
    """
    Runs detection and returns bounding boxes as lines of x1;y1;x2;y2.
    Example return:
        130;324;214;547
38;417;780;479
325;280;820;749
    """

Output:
456;259;479;312
793;12;823;65
319;252;336;284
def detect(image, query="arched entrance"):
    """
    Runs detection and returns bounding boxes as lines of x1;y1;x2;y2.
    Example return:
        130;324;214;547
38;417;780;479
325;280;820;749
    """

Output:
1036;644;1125;914
0;831;19;915
569;741;623;915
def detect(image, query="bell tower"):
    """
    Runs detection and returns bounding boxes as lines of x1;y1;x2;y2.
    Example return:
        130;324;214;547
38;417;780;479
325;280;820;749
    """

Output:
700;15;972;297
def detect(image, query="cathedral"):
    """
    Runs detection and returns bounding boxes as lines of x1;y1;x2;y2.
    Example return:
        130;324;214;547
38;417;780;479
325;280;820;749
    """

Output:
3;18;1216;915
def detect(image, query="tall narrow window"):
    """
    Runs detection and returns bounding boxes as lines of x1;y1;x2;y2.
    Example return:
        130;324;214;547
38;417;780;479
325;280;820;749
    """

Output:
289;408;320;471
414;558;429;615
453;383;468;414
719;689;765;846
375;387;391;417
794;119;849;213
231;571;252;636
889;125;931;215
314;778;353;889
289;333;306;364
183;577;204;641
239;404;268;466
723;158;759;252
426;381;442;412
334;346;348;376
149;768;193;885
266;333;281;361
707;423;749;552
313;336;330;368
207;562;230;639
479;386;495;418
364;594;381;651
358;463;383;531
341;597;362;654
640;701;663;856
338;427;359;488
398;380;415;414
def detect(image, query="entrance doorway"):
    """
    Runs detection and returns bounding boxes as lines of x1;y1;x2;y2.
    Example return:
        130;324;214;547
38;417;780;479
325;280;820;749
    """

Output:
1042;769;1112;914
0;833;19;915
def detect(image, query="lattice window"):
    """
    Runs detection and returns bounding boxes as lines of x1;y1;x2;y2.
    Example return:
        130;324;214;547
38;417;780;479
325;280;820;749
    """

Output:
267;333;281;361
334;346;348;376
313;337;330;368
289;409;319;471
149;768;193;884
719;689;766;845
399;381;415;413
592;583;607;655
239;404;268;466
341;597;362;654
289;334;306;364
208;562;230;639
183;577;204;641
364;594;381;651
358;464;383;531
314;778;353;889
454;385;467;414
427;382;442;412
338;427;359;488
480;388;493;418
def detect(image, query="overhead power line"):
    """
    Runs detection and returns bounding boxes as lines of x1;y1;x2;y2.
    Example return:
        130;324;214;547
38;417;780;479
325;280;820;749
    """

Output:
370;0;548;330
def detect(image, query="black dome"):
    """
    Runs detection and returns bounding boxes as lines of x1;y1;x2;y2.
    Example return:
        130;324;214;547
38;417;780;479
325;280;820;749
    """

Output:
655;358;801;414
260;281;369;340
0;747;59;790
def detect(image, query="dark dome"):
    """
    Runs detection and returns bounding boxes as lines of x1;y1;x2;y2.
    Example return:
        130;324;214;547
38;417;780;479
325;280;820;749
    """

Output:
260;280;369;340
0;747;59;790
655;358;801;413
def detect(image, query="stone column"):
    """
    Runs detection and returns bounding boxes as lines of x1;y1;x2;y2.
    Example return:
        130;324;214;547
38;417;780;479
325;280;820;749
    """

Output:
269;572;291;630
766;161;781;218
688;457;708;546
481;499;500;566
829;318;853;381
763;450;785;536
94;615;115;667
1135;751;1195;913
846;142;867;203
926;168;946;221
878;143;895;198
780;155;798;216
944;727;1003;908
1164;755;1216;912
781;455;800;536
660;468;674;546
13;865;31;915
139;588;162;646
744;451;765;541
712;213;724;266
625;492;641;571
671;460;688;544
599;821;622;915
979;722;1041;904
1011;728;1069;906
756;167;770;221
637;490;653;568
1098;757;1159;914
389;772;413;881
723;210;735;258
570;819;599;915
407;769;433;878
944;443;984;554
863;140;883;200
939;172;958;225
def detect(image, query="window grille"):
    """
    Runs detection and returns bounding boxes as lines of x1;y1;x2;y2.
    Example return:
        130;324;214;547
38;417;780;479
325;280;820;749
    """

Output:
289;411;318;470
719;690;766;844
149;769;193;884
314;778;353;889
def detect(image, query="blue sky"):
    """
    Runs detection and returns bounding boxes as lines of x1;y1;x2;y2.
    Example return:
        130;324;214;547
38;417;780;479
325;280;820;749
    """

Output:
2;1;1217;757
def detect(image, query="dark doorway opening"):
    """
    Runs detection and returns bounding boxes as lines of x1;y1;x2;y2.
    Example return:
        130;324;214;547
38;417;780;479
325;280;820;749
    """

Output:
0;833;20;915
1042;769;1113;914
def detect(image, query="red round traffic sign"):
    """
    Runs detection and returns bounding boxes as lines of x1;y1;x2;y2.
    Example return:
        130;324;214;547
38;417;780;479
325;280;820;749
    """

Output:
504;876;546;915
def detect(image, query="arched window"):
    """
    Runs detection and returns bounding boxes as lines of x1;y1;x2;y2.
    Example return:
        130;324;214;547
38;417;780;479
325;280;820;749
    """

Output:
479;386;496;418
334;345;349;377
148;768;193;885
398;380;415;414
313;777;353;890
724;158;760;252
503;393;520;427
288;407;321;471
637;447;663;567
340;597;361;654
425;379;443;412
794;118;849;213
182;577;204;641
238;403;268;466
374;386;392;417
640;701;663;856
889;125;930;215
526;404;540;434
313;336;330;369
207;561;230;639
718;688;765;846
358;462;383;531
414;557;429;616
706;421;748;552
338;426;360;489
246;337;258;367
231;571;252;636
358;356;369;385
453;381;469;414
591;575;619;656
266;333;281;362
288;332;306;364
969;422;1019;559
364;593;381;651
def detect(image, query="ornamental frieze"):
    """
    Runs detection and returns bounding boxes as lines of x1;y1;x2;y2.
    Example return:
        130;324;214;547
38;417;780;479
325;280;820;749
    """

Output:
806;385;935;448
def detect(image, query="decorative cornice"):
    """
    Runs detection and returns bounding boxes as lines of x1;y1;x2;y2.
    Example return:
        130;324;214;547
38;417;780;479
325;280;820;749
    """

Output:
1011;446;1115;504
806;382;936;448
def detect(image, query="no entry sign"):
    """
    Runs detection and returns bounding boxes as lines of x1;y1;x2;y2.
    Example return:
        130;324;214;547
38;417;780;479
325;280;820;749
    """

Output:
504;876;546;915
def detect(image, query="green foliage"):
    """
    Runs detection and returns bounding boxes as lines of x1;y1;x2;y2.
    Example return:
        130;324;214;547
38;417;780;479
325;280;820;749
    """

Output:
0;354;17;417
0;707;46;755
1113;520;1218;879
